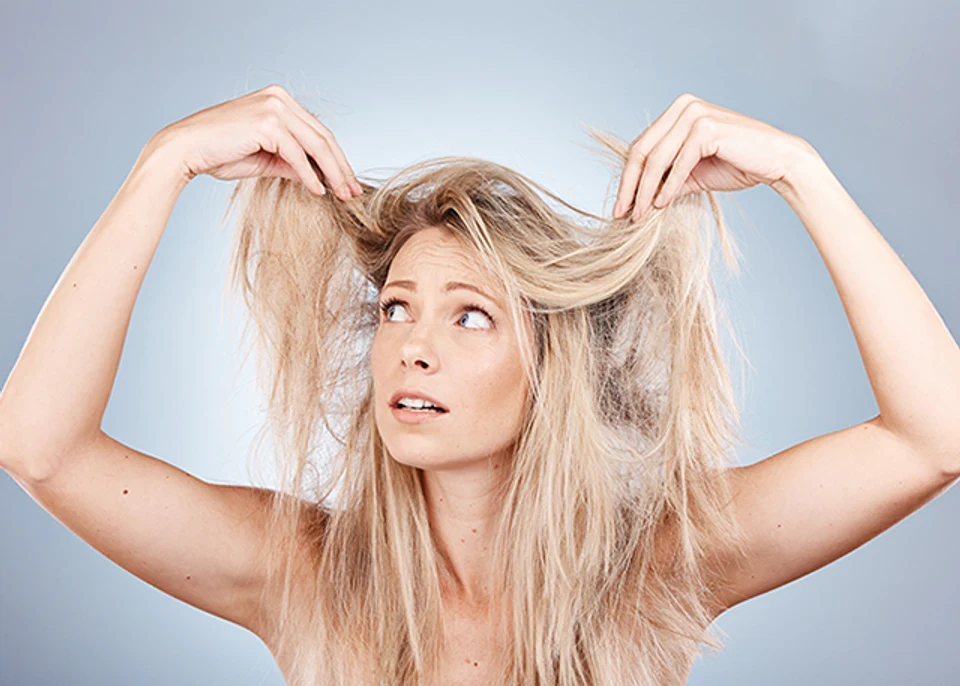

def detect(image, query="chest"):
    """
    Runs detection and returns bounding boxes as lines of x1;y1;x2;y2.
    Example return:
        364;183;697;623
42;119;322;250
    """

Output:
429;604;504;686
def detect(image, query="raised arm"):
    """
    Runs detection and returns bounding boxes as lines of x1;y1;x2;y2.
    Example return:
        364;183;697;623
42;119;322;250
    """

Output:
0;85;361;638
615;93;960;619
704;152;960;617
0;133;189;475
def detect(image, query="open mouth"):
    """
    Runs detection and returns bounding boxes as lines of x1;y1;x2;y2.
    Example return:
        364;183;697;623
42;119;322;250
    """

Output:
393;406;447;415
390;402;449;423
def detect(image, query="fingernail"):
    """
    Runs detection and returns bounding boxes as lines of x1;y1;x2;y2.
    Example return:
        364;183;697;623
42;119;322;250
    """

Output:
613;200;622;217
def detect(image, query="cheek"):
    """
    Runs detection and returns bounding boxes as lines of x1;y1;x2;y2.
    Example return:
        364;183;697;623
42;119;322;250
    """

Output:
370;336;388;378
467;357;526;417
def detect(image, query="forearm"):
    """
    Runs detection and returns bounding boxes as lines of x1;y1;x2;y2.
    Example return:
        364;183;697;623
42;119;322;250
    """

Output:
774;153;960;470
0;133;190;478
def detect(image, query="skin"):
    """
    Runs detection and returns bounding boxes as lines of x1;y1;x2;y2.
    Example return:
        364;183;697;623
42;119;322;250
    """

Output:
611;93;960;617
370;226;530;607
4;86;959;681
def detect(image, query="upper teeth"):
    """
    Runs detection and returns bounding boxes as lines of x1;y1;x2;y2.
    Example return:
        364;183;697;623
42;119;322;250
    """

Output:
397;397;441;409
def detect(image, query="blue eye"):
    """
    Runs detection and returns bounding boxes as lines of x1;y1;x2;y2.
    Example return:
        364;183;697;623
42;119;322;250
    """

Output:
378;298;495;329
379;298;403;321
458;306;494;329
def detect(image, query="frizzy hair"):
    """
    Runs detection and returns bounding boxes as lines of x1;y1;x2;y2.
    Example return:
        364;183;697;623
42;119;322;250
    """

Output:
219;122;751;685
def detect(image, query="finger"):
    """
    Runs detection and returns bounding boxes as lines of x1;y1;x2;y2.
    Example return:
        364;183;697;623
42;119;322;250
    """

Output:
286;107;363;197
650;127;705;210
272;90;363;196
614;93;699;218
260;120;327;195
312;126;362;197
653;119;722;209
283;113;354;199
613;151;646;219
631;112;695;220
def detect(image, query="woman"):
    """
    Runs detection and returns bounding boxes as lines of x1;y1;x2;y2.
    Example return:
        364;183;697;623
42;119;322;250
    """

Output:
1;85;957;685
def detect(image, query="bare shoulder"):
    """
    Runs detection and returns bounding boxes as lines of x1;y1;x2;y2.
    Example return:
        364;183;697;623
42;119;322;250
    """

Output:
5;429;326;645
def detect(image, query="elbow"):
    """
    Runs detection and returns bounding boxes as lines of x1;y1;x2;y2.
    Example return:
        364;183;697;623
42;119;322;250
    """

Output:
924;432;960;480
873;413;960;480
0;429;55;484
0;403;100;483
917;436;960;481
940;447;960;481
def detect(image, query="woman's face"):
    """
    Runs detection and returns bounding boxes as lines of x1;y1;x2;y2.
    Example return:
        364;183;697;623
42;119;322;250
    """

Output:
371;226;529;471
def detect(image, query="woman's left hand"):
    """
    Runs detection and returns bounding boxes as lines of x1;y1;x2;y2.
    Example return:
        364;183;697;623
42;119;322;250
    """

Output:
613;93;819;221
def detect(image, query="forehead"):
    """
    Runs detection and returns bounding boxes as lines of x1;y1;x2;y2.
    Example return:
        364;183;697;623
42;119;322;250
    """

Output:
387;227;490;284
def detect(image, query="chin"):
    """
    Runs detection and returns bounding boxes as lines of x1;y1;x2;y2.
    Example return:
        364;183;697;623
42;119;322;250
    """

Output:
386;448;449;470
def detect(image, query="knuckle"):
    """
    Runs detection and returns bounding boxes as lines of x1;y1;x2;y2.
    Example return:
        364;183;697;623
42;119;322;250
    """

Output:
690;115;717;137
261;92;288;115
262;83;288;97
647;145;669;167
256;109;284;134
309;134;332;159
627;141;647;160
684;99;708;119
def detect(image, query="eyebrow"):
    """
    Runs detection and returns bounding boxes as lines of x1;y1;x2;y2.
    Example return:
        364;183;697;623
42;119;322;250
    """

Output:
382;279;500;305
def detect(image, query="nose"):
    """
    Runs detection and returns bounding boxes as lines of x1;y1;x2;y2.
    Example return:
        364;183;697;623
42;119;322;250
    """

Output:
399;323;437;371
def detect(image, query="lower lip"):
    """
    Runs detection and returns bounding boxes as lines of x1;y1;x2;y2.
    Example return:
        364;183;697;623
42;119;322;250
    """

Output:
391;406;449;424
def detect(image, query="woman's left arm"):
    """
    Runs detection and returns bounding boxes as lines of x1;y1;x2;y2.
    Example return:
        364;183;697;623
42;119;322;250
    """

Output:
772;153;960;460
615;94;960;618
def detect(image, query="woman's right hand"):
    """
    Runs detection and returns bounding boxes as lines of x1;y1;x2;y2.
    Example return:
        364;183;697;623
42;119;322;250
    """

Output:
154;84;363;200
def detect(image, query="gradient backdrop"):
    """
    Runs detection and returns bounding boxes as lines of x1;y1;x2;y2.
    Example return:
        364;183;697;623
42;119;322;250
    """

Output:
1;1;958;683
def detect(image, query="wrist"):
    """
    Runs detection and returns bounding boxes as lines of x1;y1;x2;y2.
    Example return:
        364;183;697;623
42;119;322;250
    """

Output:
770;141;836;209
129;129;195;194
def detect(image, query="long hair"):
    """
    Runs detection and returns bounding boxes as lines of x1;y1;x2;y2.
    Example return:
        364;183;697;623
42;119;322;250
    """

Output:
221;123;750;685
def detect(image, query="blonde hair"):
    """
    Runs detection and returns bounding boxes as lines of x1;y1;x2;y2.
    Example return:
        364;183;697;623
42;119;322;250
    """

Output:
222;124;750;685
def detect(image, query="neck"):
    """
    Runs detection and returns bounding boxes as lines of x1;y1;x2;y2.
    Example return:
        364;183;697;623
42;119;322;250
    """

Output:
420;455;509;606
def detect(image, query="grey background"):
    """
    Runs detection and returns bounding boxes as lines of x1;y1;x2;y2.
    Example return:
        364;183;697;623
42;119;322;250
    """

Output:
2;0;958;683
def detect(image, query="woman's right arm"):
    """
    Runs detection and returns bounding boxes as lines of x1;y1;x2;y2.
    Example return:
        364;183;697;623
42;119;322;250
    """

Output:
0;85;360;641
0;137;288;638
0;133;189;476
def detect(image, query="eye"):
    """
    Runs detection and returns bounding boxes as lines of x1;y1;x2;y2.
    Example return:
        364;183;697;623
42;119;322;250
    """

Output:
459;303;495;329
379;297;406;322
378;298;496;330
